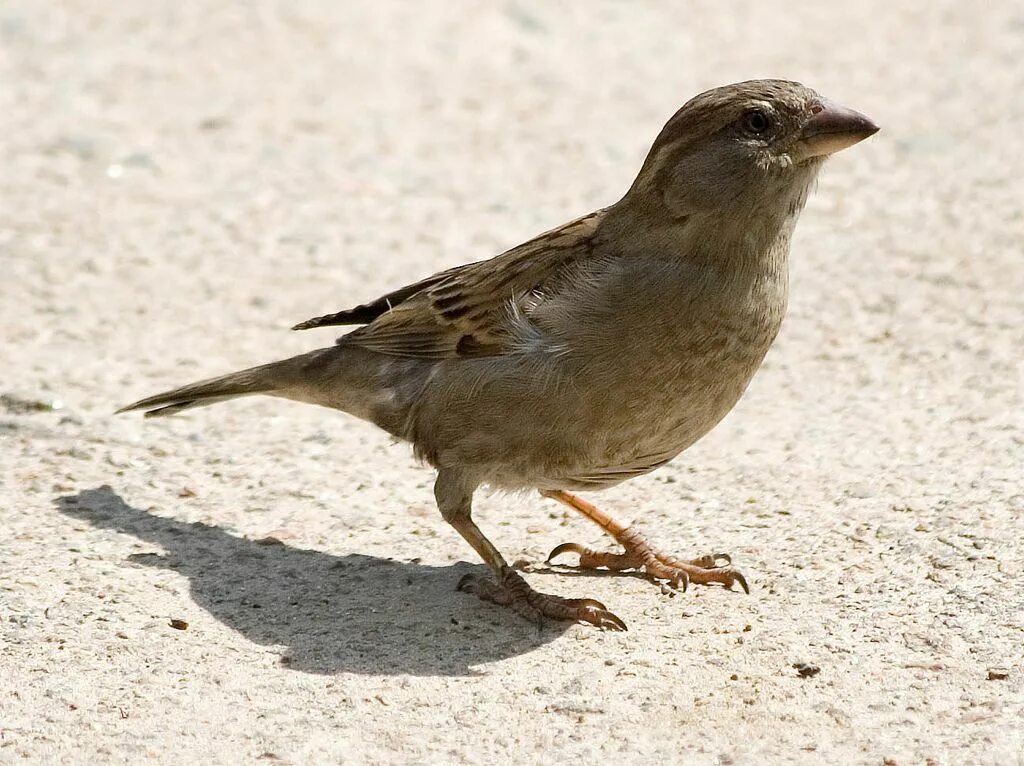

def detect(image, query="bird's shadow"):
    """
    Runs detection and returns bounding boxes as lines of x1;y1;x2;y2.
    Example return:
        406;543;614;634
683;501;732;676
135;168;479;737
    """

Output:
55;486;570;677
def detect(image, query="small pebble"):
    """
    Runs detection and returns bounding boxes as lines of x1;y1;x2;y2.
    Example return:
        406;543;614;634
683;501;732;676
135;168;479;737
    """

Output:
987;667;1009;681
847;482;874;499
169;619;189;631
793;662;820;678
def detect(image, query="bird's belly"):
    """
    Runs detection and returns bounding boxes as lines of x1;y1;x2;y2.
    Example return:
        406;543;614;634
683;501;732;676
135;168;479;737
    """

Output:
553;318;779;489
566;384;745;487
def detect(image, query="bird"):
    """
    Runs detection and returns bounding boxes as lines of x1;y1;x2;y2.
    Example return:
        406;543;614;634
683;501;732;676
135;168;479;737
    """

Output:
118;80;878;631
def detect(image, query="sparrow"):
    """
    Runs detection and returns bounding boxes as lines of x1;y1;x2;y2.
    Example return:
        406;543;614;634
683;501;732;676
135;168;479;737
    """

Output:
119;80;878;631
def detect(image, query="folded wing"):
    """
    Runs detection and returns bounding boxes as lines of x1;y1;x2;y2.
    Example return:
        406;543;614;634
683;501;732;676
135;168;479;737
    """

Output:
293;209;608;359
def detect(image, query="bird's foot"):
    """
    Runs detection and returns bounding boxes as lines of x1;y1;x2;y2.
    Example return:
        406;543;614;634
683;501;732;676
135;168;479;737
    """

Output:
546;526;749;594
457;566;627;631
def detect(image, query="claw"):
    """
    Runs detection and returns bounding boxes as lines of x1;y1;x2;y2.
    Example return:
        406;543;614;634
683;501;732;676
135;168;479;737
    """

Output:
684;565;750;593
573;605;627;631
668;570;689;593
546;542;587;565
592;610;628;631
687;552;732;568
563;597;610;611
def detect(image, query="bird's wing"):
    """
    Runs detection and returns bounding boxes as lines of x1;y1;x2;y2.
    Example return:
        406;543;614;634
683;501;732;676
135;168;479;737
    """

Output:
291;269;461;330
294;209;608;359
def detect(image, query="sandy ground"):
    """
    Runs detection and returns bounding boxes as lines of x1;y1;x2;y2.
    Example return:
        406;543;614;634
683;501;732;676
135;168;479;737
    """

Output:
2;1;1023;763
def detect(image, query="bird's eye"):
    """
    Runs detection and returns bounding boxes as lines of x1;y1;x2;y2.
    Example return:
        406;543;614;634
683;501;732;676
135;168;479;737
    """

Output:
741;109;771;135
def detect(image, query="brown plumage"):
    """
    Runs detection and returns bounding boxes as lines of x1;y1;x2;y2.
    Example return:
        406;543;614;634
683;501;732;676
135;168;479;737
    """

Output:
119;80;878;630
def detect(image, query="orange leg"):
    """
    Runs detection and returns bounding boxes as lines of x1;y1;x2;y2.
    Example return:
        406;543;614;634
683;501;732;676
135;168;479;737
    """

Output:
540;490;749;593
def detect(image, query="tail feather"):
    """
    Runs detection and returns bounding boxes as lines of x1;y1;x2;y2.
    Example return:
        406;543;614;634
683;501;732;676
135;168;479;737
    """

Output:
116;352;326;418
116;345;412;435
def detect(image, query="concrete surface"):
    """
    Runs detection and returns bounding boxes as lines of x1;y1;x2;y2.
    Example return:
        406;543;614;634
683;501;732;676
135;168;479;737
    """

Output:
2;1;1022;763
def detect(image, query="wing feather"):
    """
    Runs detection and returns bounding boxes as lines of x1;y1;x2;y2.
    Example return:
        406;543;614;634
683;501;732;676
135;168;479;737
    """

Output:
298;209;607;359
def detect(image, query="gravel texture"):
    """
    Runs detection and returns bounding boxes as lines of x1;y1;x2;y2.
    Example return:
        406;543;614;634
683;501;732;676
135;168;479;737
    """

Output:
2;2;1022;764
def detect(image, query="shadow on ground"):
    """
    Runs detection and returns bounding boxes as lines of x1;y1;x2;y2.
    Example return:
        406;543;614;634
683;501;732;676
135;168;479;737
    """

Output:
55;486;569;676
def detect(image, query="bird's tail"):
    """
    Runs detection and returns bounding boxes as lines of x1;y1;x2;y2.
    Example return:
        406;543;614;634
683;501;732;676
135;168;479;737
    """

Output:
116;348;335;419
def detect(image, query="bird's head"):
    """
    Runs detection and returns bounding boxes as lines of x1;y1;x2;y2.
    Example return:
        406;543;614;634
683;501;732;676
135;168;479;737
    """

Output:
625;80;878;226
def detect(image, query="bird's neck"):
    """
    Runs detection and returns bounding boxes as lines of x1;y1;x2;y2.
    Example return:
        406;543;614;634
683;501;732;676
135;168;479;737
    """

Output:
603;188;806;283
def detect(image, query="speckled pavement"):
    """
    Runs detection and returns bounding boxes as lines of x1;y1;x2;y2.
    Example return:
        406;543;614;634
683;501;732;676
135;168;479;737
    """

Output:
2;2;1022;763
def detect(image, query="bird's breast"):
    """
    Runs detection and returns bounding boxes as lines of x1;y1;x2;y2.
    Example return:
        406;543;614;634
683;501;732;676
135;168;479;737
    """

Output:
553;261;788;483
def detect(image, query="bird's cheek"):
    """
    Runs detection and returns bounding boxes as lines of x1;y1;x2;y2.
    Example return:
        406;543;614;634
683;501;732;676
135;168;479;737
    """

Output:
663;149;747;217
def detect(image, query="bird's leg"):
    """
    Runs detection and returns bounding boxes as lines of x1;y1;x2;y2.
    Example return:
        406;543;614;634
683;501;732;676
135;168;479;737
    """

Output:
541;489;748;593
435;471;626;630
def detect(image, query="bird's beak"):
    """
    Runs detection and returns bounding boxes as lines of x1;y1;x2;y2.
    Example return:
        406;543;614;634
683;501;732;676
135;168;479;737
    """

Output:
795;99;879;160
